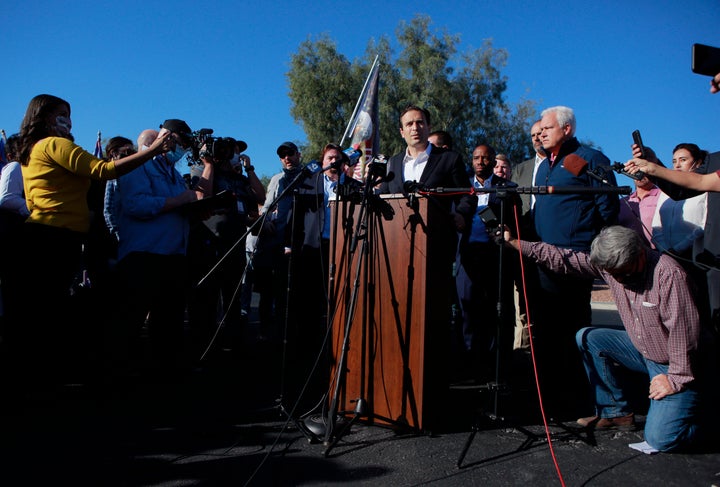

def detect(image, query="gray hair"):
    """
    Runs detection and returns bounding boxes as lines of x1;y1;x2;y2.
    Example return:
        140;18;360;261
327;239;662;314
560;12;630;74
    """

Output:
541;106;576;136
589;226;645;271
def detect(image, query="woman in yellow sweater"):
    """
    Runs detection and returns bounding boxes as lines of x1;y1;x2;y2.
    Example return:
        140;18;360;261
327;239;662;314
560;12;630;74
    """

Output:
3;94;171;398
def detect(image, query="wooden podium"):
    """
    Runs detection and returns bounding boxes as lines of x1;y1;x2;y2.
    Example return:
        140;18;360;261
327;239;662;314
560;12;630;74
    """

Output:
327;194;452;432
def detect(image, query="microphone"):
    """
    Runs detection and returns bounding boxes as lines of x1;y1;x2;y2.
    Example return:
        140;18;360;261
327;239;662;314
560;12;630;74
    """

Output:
611;162;645;181
563;154;597;179
563;154;618;185
301;160;324;177
516;185;631;195
343;147;363;166
403;180;426;193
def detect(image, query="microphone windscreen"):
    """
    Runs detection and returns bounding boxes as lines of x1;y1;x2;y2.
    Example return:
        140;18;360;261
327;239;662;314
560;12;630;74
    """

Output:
304;160;322;175
403;180;417;193
563;154;589;177
384;172;396;183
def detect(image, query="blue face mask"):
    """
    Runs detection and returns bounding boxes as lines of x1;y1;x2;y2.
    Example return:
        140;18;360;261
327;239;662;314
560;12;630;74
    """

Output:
165;145;187;164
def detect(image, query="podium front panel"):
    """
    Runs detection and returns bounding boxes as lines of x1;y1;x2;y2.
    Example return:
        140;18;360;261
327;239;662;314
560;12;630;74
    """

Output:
328;194;451;431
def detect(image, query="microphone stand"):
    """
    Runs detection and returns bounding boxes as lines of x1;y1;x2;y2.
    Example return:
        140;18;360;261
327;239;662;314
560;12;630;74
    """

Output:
321;170;392;456
455;178;630;467
196;166;323;442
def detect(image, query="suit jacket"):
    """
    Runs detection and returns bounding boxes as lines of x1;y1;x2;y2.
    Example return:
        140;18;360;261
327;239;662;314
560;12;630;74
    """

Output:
512;156;540;240
378;144;477;266
378;145;476;219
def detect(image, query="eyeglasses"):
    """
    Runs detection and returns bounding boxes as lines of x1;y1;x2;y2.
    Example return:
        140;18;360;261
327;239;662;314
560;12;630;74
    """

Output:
278;149;296;158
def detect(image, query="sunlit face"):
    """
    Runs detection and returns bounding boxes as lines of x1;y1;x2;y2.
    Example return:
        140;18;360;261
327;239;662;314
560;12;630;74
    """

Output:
530;121;543;154
671;148;699;172
472;145;496;180
322;148;343;173
278;147;301;170
399;109;430;150
494;159;512;179
540;112;571;153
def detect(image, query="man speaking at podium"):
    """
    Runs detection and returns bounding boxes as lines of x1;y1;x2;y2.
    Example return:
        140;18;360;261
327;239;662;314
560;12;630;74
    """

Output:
377;105;476;405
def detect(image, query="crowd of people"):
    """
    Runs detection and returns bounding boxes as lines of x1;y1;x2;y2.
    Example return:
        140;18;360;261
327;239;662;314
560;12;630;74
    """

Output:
0;78;719;456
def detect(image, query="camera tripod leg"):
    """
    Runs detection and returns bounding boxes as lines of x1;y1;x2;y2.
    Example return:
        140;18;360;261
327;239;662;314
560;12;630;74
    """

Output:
276;398;318;443
322;397;367;456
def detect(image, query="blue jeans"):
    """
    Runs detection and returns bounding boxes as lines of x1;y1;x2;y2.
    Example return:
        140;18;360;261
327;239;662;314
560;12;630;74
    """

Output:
575;326;702;452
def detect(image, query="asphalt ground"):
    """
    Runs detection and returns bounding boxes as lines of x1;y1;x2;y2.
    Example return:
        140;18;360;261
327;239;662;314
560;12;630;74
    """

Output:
1;294;719;486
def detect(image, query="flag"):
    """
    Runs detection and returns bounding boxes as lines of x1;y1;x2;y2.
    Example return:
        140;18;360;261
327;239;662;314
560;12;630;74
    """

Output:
341;56;380;181
93;130;103;159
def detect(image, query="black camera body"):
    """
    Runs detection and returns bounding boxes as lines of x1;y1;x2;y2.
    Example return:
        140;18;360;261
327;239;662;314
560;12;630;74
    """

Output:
189;128;236;163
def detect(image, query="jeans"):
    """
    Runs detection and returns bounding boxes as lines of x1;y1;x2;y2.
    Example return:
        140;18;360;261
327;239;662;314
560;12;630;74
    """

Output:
576;326;702;452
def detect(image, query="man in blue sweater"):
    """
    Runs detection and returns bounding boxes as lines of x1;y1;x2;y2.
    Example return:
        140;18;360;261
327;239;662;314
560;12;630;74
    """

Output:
530;106;620;420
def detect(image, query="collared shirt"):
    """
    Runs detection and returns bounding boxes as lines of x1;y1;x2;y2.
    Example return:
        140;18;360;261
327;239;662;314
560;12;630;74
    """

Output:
469;175;492;243
322;173;337;240
530;154;546;209
403;144;432;182
618;186;662;248
521;241;700;392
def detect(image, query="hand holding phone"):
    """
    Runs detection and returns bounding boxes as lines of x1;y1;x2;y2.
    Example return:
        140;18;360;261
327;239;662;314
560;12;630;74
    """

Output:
632;130;646;160
692;43;720;77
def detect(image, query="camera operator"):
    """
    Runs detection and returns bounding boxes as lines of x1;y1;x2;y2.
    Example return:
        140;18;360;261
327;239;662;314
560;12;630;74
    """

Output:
186;139;266;353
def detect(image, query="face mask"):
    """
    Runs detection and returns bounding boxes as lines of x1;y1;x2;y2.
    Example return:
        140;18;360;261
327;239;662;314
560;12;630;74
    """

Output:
164;145;187;164
54;116;72;137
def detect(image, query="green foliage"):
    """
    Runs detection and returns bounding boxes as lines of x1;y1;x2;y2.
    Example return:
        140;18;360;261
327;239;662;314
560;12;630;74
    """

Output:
286;14;538;166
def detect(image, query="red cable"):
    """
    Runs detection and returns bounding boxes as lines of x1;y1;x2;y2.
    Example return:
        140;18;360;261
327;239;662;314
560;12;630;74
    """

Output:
511;203;567;487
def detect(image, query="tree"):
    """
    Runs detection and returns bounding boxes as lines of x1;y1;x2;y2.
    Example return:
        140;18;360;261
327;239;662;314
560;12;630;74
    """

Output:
286;14;538;166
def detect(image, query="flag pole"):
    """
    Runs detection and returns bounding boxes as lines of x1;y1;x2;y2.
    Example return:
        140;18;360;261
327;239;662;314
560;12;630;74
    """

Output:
340;55;379;147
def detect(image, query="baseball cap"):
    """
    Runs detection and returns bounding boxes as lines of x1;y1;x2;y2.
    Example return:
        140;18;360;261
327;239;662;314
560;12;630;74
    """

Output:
276;141;299;157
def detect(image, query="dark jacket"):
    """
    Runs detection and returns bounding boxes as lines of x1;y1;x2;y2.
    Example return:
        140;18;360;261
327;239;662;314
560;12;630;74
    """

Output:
533;137;619;251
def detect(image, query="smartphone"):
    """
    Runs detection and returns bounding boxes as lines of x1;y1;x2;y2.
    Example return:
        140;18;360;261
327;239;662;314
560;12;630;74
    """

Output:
632;129;646;159
691;43;720;76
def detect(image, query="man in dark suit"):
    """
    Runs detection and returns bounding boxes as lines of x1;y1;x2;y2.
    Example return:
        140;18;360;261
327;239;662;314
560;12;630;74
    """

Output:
511;119;545;240
509;120;546;352
378;105;475;235
377;105;476;409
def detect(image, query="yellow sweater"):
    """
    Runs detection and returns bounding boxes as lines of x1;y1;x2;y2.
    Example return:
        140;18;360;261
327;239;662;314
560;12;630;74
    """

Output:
22;137;117;233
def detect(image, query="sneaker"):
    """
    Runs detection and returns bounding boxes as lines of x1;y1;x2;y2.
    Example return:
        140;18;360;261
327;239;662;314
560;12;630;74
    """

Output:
577;413;635;431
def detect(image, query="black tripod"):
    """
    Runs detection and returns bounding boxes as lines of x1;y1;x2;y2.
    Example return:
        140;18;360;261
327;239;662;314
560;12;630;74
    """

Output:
456;185;541;467
196;167;321;442
454;181;633;467
320;166;407;456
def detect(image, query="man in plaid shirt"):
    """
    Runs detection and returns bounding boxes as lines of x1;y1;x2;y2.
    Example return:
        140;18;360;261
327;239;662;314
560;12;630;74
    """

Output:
502;224;710;453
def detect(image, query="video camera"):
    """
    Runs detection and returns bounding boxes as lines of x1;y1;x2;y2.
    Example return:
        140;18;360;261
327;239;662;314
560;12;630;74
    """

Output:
188;128;237;163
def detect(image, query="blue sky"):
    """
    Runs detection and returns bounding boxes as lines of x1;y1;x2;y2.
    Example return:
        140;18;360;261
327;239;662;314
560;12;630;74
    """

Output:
2;0;719;187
